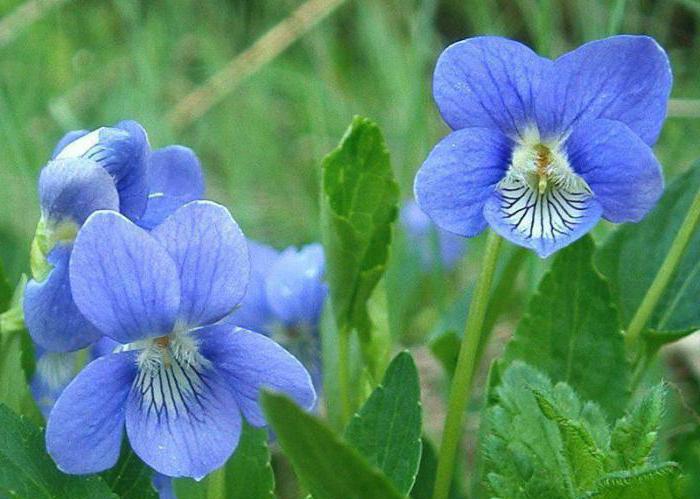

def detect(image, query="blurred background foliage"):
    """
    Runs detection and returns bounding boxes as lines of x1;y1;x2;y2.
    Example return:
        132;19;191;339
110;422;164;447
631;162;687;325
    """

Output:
0;0;698;285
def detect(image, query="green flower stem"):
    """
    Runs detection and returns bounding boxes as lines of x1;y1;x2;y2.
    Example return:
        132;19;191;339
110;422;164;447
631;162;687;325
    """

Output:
625;187;700;355
337;325;352;426
432;230;502;499
207;466;226;499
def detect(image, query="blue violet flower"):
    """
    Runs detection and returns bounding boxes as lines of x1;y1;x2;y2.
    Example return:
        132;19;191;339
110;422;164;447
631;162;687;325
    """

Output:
45;201;316;479
414;35;671;257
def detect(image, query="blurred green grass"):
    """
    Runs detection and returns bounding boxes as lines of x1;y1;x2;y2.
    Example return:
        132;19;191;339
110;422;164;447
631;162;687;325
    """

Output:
0;0;698;282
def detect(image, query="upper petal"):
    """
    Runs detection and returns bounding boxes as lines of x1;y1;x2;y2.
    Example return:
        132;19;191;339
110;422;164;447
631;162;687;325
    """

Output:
198;325;316;427
151;201;249;327
125;357;242;479
537;35;672;145
54;121;150;221
566;119;664;223
38;158;120;226
24;245;103;352
433;36;551;136
51;130;88;159
46;351;137;474
70;211;181;343
414;127;512;237
139;146;206;230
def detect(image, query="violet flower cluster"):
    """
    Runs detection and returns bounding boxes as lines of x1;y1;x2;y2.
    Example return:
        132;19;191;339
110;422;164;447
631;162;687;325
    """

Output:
24;122;316;480
415;35;672;257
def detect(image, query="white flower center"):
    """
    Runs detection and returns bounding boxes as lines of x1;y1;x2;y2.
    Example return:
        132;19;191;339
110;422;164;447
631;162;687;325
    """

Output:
54;129;104;159
497;128;592;240
133;331;211;420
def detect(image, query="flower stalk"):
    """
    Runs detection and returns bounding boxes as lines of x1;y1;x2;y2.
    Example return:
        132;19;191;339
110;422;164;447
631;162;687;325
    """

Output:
432;230;502;499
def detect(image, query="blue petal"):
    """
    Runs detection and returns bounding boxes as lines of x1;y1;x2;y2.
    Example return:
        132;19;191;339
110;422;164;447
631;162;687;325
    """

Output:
225;240;279;334
39;158;120;226
24;245;102;352
54;121;150;221
566;119;664;223
151;201;249;328
51;130;88;159
46;351;137;474
198;325;316;427
537;35;672;145
265;244;327;327
483;191;603;258
70;211;181;343
152;472;175;499
433;36;551;136
400;200;466;271
125;358;242;479
414;127;512;237
139;146;206;230
90;337;121;360
30;349;79;419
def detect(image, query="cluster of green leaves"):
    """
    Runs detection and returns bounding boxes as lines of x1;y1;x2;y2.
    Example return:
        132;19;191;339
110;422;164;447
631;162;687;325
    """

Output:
482;362;685;498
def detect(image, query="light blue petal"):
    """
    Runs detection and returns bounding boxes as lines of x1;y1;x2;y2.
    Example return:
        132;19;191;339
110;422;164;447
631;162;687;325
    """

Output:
566;119;664;223
139;146;206;230
225;240;279;334
125;358;242;479
265;244;327;327
46;351;137;474
38;158;120;226
433;36;551;136
152;472;176;499
414;127;512;237
151;201;249;328
537;35;672;145
70;211;181;343
54;121;150;221
24;245;103;352
198;325;316;427
30;349;79;419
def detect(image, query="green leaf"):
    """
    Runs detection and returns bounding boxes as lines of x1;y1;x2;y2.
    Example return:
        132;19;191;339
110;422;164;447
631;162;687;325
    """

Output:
503;236;630;418
584;463;687;499
174;422;274;499
0;258;11;312
261;391;403;499
345;351;422;494
609;383;665;470
534;391;605;490
0;403;116;498
0;328;41;422
429;330;460;377
596;165;700;346
100;445;157;499
320;116;399;376
410;437;464;499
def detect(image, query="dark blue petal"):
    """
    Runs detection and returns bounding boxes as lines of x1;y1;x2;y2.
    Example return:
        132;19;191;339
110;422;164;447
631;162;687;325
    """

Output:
39;158;120;226
70;211;181;343
225;240;279;334
433;36;551;136
138;146;206;230
24;245;102;352
537;35;672;145
483;190;603;258
566;119;663;223
198;325;316;427
151;201;249;327
265;244;327;327
125;358;242;479
54;121;150;221
51;130;88;159
46;351;137;474
414;127;512;238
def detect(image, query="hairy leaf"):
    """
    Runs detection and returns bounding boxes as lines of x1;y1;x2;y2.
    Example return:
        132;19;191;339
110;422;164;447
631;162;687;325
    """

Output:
262;391;402;499
504;236;630;418
596;165;700;347
345;351;422;494
584;463;686;498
